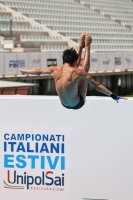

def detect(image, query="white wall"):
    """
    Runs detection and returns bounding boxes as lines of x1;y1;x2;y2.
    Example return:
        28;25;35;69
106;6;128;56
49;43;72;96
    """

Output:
0;96;133;200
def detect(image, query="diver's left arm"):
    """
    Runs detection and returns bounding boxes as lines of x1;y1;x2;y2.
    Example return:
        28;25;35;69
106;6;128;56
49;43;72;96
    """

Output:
78;69;124;101
79;70;112;96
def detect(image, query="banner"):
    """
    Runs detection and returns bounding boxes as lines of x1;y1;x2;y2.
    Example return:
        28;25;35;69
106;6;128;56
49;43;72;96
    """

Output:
114;52;124;71
1;124;70;200
97;53;107;72
47;53;62;67
123;52;133;70
29;53;41;69
16;53;29;75
90;53;98;72
0;53;4;76
41;53;51;69
2;52;133;76
106;53;115;71
123;52;130;70
5;53;18;75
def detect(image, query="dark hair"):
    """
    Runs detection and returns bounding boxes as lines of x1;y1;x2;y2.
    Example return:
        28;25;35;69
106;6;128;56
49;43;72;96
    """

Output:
62;48;78;65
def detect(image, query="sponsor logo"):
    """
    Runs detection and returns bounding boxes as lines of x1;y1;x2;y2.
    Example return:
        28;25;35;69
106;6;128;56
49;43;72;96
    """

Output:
91;58;97;63
4;170;64;190
3;133;66;191
47;59;57;67
125;58;131;64
115;57;121;65
31;59;41;68
102;59;110;65
9;60;25;68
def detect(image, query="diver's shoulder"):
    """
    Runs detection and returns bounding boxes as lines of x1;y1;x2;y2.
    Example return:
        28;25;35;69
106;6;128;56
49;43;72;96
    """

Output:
50;65;63;71
74;68;87;76
55;65;63;69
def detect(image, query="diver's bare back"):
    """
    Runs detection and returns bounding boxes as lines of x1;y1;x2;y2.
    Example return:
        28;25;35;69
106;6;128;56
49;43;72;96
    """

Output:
52;64;80;107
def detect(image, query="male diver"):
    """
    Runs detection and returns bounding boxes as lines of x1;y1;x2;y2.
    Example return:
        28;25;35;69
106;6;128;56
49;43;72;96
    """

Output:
19;32;122;110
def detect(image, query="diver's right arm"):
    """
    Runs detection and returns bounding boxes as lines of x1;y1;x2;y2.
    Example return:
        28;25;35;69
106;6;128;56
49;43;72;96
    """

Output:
19;66;54;75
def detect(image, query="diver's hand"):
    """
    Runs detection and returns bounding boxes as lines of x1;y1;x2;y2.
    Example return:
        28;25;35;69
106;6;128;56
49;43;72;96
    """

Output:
110;92;127;103
85;32;92;46
19;66;27;75
110;92;120;101
79;32;86;48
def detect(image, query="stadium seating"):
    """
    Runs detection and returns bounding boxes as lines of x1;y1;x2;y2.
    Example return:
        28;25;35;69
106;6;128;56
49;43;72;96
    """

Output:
0;14;25;21
20;35;63;42
80;0;133;26
41;45;70;52
0;24;44;32
0;0;133;52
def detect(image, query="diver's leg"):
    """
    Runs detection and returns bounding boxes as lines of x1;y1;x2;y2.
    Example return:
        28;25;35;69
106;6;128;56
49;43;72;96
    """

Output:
78;33;92;100
76;32;85;68
78;80;88;100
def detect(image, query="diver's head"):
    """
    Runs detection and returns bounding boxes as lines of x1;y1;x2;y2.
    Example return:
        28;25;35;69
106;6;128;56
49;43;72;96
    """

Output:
62;48;78;66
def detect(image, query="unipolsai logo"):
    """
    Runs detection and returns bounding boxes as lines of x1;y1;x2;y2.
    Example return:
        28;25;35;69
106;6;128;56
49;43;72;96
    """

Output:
3;133;66;191
115;57;121;65
4;170;64;190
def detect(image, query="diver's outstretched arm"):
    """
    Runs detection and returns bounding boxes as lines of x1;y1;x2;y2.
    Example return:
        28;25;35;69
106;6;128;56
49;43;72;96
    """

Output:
78;69;126;102
80;70;112;96
19;66;54;75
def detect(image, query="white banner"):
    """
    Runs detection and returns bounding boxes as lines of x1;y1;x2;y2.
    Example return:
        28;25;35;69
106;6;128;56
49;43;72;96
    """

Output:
3;52;133;76
48;53;62;67
29;53;41;69
16;53;29;75
106;53;115;71
114;52;124;71
98;53;107;71
123;52;133;70
1;124;70;200
123;52;130;70
41;53;51;69
5;53;18;75
90;53;98;72
0;53;4;76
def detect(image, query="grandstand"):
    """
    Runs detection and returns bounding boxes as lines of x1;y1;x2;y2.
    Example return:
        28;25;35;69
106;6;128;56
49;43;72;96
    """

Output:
0;0;133;52
0;0;133;96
